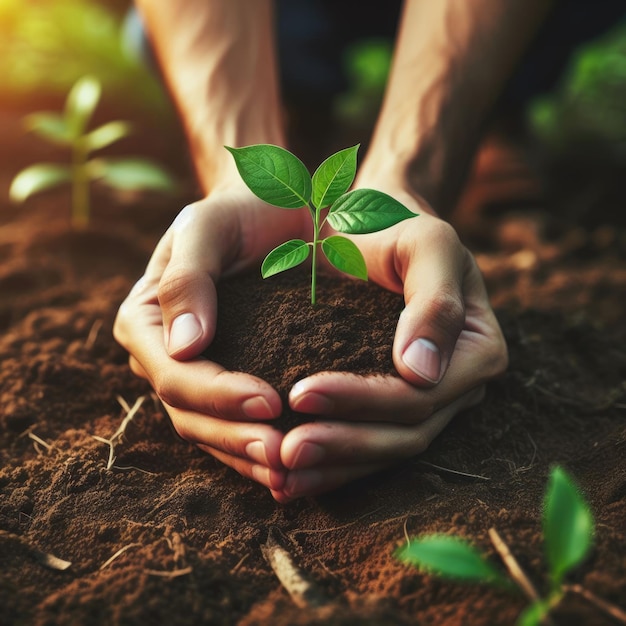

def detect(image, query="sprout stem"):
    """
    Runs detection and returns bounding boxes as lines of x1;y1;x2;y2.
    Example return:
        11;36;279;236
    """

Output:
72;140;90;230
310;203;319;306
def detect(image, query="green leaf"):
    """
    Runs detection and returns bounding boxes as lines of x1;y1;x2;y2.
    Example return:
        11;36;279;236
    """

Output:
65;75;101;137
91;158;176;191
321;235;367;280
9;164;71;203
24;113;73;146
311;144;359;209
261;240;310;278
84;121;132;152
544;466;594;586
225;144;311;209
398;535;504;584
516;601;550;626
327;188;417;234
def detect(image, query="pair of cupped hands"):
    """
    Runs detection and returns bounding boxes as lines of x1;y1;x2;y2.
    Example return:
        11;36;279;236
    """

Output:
114;173;507;503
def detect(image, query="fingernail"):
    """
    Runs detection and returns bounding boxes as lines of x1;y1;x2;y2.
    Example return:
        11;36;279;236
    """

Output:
402;338;441;383
245;441;269;466
290;382;334;414
168;313;202;355
291;442;325;468
285;470;322;497
242;396;275;419
251;464;272;486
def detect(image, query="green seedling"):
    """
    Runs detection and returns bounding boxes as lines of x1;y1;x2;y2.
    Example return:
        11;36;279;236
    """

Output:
226;144;417;305
9;75;175;229
398;466;624;626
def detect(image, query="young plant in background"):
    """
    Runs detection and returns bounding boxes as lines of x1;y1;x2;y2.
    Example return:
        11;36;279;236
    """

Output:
398;466;625;626
9;75;176;229
226;143;417;305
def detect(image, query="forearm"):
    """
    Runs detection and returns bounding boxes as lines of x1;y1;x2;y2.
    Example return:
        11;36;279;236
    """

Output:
361;0;552;217
135;0;285;192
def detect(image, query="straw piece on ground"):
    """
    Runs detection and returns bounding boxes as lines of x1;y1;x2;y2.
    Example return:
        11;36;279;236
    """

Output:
261;527;330;609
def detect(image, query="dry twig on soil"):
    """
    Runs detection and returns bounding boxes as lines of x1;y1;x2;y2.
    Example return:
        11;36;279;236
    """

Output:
563;584;626;625
92;395;145;470
262;528;331;609
0;529;71;571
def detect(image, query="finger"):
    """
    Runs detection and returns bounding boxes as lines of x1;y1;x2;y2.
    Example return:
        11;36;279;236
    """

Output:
279;463;391;499
392;217;468;386
164;401;285;471
115;289;282;421
198;446;287;491
289;321;499;423
282;386;483;472
146;203;225;360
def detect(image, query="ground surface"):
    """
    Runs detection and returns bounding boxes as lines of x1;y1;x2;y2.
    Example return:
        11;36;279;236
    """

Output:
0;106;625;626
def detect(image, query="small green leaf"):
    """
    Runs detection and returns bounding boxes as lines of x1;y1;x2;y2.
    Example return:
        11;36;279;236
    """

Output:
225;144;311;209
327;188;417;234
544;466;594;586
398;535;504;584
24;113;73;146
84;121;132;152
311;144;359;209
321;235;367;280
91;158;176;191
9;164;71;203
516;600;550;626
261;240;310;278
65;75;101;137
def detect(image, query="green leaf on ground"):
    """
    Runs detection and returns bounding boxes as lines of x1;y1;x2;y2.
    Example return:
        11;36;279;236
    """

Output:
92;158;176;191
327;188;417;234
544;466;594;586
24;113;73;146
225;144;311;209
321;235;367;280
311;144;358;209
65;75;101;137
9;164;72;203
261;239;310;278
398;535;504;584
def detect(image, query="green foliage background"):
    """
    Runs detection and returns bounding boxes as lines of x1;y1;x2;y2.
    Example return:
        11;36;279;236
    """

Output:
529;20;626;149
0;0;167;114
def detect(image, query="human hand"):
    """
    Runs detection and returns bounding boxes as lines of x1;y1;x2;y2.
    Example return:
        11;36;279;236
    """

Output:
114;182;310;492
273;181;508;502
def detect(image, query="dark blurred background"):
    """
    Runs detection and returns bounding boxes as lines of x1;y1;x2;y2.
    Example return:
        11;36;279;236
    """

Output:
1;0;625;229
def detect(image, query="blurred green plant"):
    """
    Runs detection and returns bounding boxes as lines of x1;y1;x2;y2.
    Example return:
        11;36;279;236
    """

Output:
334;38;393;128
398;466;625;626
529;21;626;148
9;76;176;229
0;0;165;112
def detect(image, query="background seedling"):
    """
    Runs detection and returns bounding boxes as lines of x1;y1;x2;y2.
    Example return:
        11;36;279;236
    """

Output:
9;75;176;229
226;143;417;305
398;466;626;626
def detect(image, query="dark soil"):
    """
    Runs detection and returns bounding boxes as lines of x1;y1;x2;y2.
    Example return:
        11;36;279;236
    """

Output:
0;106;625;626
206;269;404;431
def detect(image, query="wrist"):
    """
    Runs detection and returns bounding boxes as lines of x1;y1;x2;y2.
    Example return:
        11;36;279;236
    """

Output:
356;151;441;218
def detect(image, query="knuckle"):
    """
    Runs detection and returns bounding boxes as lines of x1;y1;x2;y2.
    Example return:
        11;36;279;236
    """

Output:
489;335;509;378
426;217;462;248
411;431;429;456
157;266;195;309
170;418;193;443
152;373;180;409
426;290;466;338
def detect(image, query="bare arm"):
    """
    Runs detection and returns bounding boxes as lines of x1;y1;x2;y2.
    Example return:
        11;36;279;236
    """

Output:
135;0;285;193
360;0;552;216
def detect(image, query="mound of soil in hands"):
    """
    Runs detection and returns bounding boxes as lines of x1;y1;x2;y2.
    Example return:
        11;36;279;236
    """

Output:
206;269;404;430
0;107;625;626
